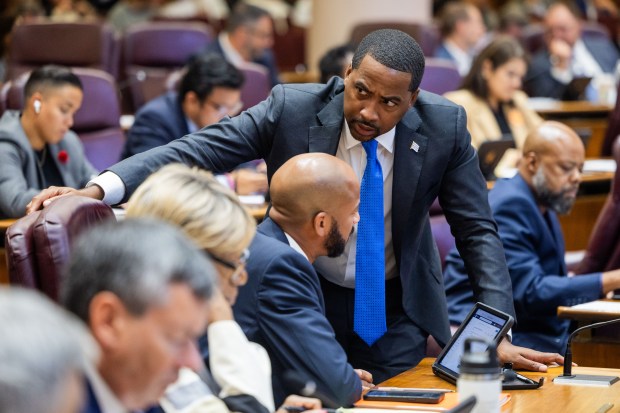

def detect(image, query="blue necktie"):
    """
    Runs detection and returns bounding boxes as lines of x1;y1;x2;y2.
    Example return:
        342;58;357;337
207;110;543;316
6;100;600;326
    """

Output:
354;139;386;346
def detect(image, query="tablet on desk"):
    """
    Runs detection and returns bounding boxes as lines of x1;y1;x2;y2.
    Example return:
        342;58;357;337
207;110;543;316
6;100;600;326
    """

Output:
432;302;514;385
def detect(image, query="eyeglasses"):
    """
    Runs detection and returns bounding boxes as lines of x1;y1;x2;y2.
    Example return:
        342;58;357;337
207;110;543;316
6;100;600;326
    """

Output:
207;248;250;286
205;100;244;118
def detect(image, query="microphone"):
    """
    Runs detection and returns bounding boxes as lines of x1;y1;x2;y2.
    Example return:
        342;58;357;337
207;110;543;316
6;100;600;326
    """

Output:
554;317;620;386
282;371;341;409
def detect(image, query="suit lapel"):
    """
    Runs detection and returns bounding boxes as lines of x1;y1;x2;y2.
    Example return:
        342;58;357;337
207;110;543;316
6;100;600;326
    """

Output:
392;107;426;259
308;92;344;155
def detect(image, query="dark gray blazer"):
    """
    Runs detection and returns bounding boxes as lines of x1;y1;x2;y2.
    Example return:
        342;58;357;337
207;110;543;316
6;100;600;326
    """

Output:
109;77;515;346
0;110;97;218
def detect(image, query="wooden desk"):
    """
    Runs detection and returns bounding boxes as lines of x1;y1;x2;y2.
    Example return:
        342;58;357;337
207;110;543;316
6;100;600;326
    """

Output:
0;219;16;285
533;100;613;158
381;358;620;412
558;301;620;369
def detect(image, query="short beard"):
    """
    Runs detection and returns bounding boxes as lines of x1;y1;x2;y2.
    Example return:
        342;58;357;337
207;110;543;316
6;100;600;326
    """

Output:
532;168;577;215
324;219;346;258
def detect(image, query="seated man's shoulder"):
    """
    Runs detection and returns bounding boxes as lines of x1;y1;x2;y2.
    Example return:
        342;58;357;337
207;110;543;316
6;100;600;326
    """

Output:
416;90;462;110
279;77;344;101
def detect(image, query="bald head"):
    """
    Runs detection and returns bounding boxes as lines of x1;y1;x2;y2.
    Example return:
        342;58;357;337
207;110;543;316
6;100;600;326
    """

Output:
270;153;359;223
520;121;584;214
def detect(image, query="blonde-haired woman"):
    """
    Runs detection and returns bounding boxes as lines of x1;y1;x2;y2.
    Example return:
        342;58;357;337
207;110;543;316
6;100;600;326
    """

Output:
125;164;271;412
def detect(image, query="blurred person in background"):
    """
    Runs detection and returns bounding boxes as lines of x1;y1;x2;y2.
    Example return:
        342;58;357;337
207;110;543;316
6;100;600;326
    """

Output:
319;44;354;84
123;53;267;195
0;65;96;218
0;287;96;413
434;1;487;76
444;36;542;175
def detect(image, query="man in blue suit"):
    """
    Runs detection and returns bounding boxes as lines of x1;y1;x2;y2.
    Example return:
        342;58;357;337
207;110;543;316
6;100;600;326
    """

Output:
62;220;216;413
234;153;372;406
122;53;267;195
444;121;620;353
524;1;620;100
199;3;280;87
30;29;564;382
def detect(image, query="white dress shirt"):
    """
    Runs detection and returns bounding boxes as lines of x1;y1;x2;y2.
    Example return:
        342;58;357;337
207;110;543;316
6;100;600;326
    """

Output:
550;38;605;84
314;121;396;289
84;361;128;413
284;232;310;262
442;40;474;77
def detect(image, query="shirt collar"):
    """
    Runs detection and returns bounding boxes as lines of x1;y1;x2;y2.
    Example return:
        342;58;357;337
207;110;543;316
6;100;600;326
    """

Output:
186;117;198;134
84;361;128;413
284;232;309;262
342;120;395;154
218;32;245;67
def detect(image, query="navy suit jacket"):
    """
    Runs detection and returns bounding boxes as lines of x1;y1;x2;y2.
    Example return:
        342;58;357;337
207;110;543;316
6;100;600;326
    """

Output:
109;77;515;349
444;174;602;352
524;36;620;100
122;92;189;159
233;218;361;407
203;38;281;87
433;43;455;63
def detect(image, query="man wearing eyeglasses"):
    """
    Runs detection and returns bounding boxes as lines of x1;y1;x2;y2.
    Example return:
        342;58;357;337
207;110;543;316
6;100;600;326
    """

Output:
122;52;268;196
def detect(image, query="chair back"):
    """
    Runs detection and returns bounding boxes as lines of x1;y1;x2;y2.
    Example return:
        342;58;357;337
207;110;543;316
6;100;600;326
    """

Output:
602;79;620;156
240;63;272;111
575;136;620;273
420;58;462;95
5;196;114;300
350;22;440;56
122;21;213;111
7;20;119;80
430;214;455;271
71;67;124;171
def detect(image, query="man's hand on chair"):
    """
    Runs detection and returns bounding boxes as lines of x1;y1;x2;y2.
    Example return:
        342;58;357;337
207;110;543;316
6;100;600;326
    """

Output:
26;185;104;214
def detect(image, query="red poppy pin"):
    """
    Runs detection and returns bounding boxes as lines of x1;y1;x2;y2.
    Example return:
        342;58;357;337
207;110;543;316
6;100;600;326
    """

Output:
57;150;69;164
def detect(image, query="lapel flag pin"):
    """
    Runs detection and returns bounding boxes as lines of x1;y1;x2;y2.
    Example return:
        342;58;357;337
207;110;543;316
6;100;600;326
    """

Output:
410;140;420;152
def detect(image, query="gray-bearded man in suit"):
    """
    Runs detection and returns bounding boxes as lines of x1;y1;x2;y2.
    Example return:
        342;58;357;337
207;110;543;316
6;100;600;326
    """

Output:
29;29;564;384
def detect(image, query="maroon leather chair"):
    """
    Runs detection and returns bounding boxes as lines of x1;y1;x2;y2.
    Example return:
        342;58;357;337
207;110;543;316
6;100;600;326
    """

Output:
575;136;620;274
350;22;440;56
70;67;124;171
602;80;620;157
122;21;213;111
7;20;119;81
5;196;114;300
420;58;461;95
239;63;272;111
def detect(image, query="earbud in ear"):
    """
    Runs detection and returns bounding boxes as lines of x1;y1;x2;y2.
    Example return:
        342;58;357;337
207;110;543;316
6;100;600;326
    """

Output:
33;100;41;114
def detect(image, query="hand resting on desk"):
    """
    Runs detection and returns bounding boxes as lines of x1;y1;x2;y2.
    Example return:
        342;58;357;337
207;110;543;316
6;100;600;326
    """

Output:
498;339;565;372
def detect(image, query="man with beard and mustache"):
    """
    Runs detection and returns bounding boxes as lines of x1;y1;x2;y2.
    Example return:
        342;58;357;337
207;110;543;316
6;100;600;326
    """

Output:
444;121;620;353
232;153;372;407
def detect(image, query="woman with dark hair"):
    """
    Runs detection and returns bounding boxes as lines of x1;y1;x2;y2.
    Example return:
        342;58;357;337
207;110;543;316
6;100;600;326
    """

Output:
444;36;542;173
0;65;97;218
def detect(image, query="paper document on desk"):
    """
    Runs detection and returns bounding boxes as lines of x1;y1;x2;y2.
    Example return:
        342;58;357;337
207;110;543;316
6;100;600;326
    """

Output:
571;300;620;312
583;159;617;173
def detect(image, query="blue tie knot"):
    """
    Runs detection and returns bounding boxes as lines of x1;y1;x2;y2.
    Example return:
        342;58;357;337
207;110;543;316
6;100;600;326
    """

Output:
362;140;378;160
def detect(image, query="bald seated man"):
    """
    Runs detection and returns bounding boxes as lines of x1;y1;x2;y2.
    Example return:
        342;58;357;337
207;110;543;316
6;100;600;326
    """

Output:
232;153;370;407
444;121;620;353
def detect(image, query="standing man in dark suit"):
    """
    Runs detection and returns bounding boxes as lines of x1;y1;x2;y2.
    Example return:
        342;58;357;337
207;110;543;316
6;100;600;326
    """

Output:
30;29;564;383
200;3;280;87
444;121;620;353
524;1;620;100
234;153;372;406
